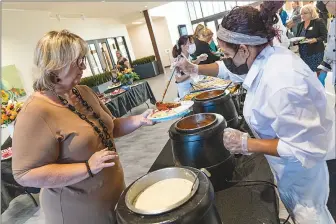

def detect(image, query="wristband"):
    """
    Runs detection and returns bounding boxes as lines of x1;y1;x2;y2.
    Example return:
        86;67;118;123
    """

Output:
85;160;94;178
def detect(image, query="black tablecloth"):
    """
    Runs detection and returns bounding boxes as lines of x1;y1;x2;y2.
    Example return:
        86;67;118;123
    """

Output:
1;137;40;213
104;81;156;117
149;140;280;224
1;158;26;213
1;137;23;213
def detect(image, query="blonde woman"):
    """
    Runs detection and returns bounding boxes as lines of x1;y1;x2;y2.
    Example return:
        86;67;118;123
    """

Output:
12;30;154;224
193;27;220;65
194;24;218;53
296;4;328;72
193;23;205;39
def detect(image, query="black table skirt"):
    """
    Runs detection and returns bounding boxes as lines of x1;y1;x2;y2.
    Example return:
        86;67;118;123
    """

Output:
1;159;25;213
149;140;280;224
104;81;156;118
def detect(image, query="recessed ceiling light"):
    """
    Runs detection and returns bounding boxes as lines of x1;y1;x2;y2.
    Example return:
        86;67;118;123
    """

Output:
145;5;148;8
132;21;143;25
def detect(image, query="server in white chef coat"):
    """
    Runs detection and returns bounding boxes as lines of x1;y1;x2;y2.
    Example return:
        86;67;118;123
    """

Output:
174;2;335;223
318;1;336;220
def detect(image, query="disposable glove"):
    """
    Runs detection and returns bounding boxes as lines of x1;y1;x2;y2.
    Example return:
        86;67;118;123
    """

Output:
223;128;251;155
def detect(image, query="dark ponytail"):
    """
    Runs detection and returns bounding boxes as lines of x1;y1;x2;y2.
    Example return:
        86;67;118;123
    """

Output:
260;1;284;41
221;1;284;47
171;35;194;58
172;44;182;58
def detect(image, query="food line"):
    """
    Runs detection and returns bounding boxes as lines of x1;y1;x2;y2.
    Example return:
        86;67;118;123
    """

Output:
114;77;279;224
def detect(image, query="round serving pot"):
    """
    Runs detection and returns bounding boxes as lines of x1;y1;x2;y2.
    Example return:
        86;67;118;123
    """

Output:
193;90;239;129
169;113;235;191
115;167;222;224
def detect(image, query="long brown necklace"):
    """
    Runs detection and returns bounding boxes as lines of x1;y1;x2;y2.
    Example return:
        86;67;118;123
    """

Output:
56;87;116;151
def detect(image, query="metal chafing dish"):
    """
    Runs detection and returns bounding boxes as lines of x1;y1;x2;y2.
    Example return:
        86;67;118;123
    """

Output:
115;167;222;224
125;167;199;215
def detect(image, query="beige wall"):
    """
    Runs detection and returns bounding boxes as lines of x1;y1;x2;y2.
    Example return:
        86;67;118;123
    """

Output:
127;23;154;60
127;17;173;67
2;10;135;94
150;2;193;46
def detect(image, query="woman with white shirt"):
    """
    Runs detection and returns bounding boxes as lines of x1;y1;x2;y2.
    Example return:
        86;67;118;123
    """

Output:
172;35;207;98
174;2;335;223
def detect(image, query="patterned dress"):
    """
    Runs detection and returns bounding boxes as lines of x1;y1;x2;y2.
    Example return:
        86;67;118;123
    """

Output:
299;28;324;72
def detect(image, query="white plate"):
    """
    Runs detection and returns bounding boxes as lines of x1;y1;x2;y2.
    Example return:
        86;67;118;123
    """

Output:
148;101;194;122
299;40;311;44
289;37;305;42
107;83;121;89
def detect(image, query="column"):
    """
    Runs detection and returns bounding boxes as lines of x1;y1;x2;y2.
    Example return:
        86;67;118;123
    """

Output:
143;10;164;74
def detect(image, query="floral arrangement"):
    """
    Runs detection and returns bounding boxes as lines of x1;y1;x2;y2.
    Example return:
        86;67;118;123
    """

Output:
1;88;26;105
1;100;23;126
117;68;140;85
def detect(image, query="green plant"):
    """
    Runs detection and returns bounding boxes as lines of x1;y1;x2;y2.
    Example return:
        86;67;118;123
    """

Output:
117;68;140;85
79;72;114;87
132;55;156;66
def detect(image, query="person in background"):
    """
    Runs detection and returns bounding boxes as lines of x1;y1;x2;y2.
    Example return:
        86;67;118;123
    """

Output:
116;50;130;72
193;23;218;53
174;1;335;222
193;24;205;40
287;1;302;36
296;4;327;72
318;1;336;89
279;7;288;26
172;35;207;98
318;3;336;220
193;28;220;65
12;30;155;224
316;1;329;25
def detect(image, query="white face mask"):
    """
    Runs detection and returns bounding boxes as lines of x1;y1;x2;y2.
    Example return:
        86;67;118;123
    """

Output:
188;43;196;54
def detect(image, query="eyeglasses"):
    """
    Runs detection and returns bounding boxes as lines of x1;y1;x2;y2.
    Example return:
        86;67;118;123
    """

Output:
76;56;87;69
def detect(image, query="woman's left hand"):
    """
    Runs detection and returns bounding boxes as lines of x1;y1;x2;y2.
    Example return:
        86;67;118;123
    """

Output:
138;109;156;126
306;38;317;44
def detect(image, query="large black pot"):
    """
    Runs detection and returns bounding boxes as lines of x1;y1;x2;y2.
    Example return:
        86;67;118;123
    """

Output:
169;113;235;191
115;167;222;224
193;90;239;129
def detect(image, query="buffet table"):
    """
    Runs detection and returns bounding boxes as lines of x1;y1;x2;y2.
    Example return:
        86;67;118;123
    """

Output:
104;81;156;117
149;140;280;224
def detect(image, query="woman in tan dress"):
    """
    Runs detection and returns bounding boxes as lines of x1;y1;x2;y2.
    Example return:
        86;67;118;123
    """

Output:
12;30;154;224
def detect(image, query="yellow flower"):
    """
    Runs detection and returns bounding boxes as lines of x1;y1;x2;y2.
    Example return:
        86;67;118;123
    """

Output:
1;90;9;104
124;68;132;73
1;114;9;124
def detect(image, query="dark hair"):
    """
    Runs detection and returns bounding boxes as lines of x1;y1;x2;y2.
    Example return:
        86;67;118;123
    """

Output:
172;35;193;58
316;1;328;13
220;1;284;49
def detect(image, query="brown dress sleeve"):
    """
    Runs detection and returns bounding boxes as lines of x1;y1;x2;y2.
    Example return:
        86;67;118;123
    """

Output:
12;110;58;180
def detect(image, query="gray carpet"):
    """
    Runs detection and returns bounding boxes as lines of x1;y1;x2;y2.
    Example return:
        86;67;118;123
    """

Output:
1;70;180;223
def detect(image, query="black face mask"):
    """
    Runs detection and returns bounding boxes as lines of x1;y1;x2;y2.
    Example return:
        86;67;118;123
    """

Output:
223;49;249;75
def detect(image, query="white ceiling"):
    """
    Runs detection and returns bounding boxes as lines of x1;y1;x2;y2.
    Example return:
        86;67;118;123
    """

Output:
2;1;168;24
